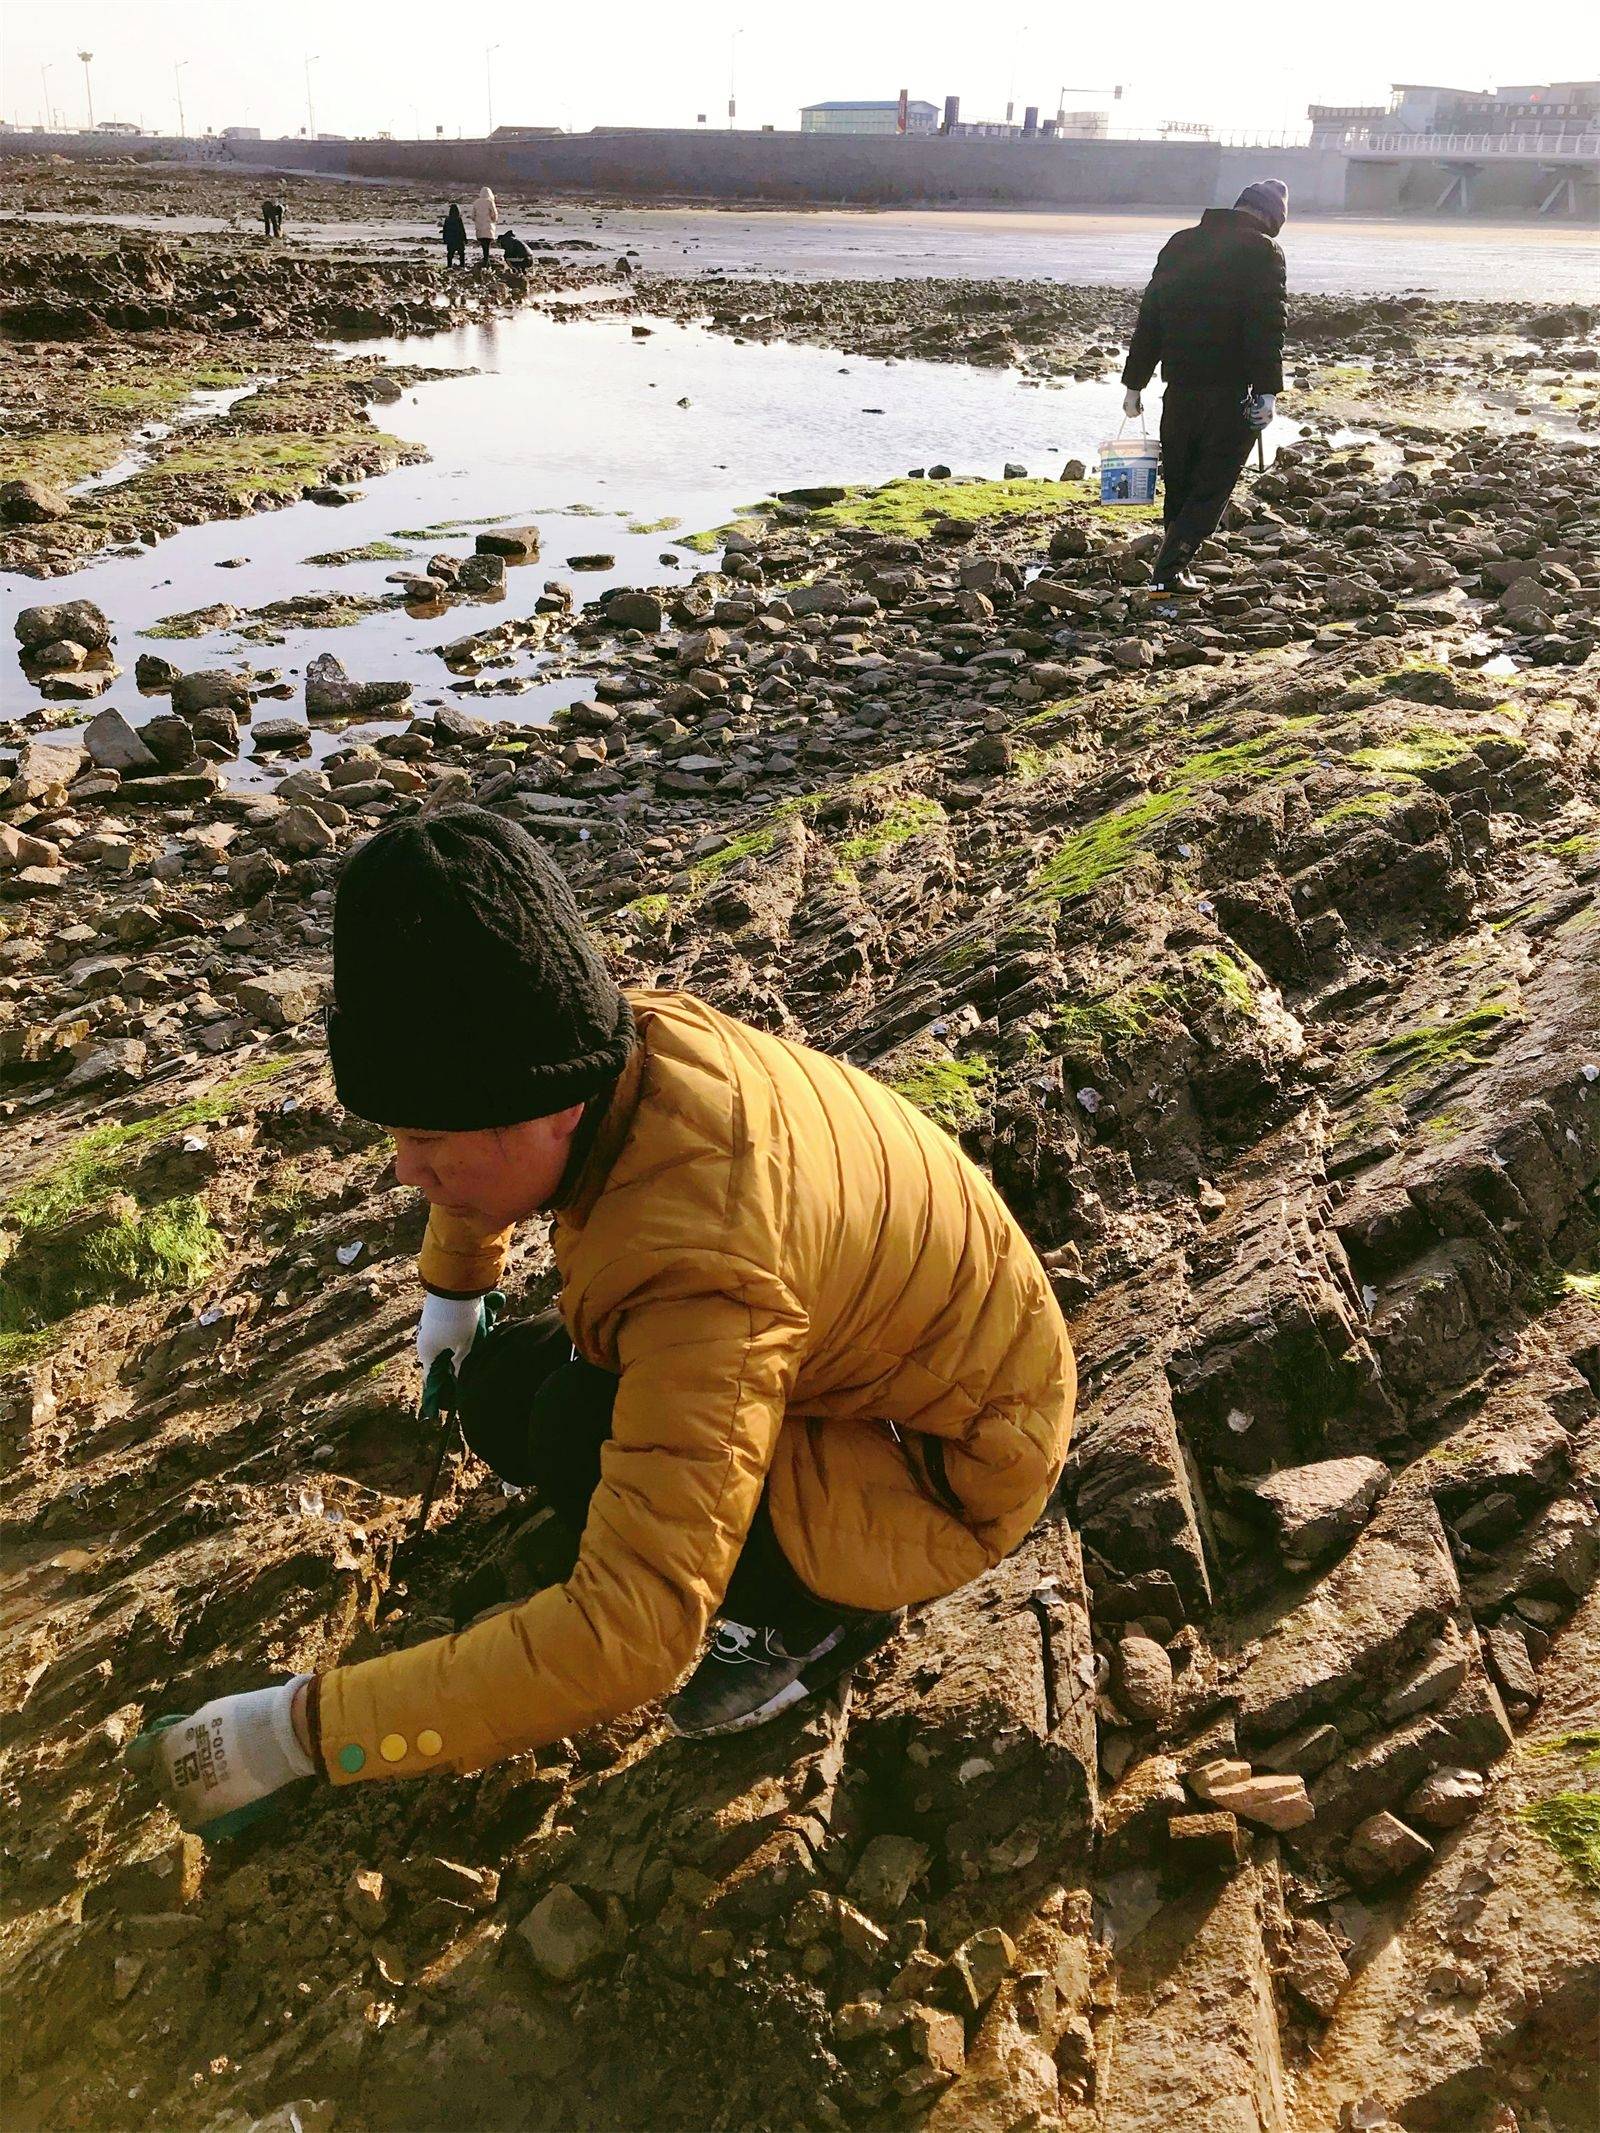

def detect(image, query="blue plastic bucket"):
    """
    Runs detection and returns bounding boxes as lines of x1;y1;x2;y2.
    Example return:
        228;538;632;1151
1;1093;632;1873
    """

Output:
1099;434;1160;506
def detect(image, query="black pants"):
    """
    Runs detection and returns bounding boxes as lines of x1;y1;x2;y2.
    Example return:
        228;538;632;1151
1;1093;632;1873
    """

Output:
445;242;466;269
478;237;493;265
1155;384;1255;577
455;1314;842;1649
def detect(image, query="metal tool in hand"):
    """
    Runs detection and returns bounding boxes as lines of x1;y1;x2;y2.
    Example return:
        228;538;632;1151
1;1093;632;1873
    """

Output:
1242;390;1270;472
411;1350;460;1542
411;1290;503;1542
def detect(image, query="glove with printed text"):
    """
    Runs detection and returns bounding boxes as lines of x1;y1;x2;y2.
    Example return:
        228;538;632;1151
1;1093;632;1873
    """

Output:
125;1678;315;1837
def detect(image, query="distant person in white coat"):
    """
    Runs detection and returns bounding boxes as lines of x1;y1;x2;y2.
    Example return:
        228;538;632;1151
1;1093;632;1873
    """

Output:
472;186;498;267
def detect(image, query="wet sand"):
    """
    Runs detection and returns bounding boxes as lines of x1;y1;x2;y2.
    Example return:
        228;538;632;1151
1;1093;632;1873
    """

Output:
6;191;1596;299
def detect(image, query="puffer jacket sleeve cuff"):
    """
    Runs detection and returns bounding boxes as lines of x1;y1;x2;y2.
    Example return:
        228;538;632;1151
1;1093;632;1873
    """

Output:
316;1642;507;1785
418;1204;514;1298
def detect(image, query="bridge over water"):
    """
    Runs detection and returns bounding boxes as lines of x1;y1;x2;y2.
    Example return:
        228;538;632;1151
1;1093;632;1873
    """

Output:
1344;131;1600;216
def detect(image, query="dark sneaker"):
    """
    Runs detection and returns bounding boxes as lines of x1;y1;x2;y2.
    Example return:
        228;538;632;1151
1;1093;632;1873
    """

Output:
666;1610;904;1738
1152;569;1202;594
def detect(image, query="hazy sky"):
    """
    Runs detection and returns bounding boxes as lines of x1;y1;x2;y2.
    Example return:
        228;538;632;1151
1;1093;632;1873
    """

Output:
6;0;1597;141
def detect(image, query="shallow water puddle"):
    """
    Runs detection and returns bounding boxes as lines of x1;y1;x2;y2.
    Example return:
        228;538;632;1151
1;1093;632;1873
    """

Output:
5;310;1296;779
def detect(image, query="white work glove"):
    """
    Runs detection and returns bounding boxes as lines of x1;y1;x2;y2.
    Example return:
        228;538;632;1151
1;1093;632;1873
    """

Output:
125;1678;315;1836
1246;392;1277;429
418;1290;486;1378
1122;388;1143;418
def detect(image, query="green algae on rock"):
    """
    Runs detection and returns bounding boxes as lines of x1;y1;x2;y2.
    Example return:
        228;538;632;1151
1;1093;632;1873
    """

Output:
834;795;945;871
809;476;1158;537
0;1059;296;1350
300;540;416;566
1520;1792;1600;1893
1033;725;1319;903
1359;1001;1520;1112
887;1051;992;1133
0;1195;225;1340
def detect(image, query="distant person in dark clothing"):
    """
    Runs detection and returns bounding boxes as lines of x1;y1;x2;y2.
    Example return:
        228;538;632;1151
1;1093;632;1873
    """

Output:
499;229;533;271
261;198;285;238
442;202;468;270
1122;179;1288;592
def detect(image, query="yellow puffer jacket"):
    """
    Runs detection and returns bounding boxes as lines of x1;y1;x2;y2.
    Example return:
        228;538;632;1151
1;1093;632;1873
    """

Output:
313;991;1075;1785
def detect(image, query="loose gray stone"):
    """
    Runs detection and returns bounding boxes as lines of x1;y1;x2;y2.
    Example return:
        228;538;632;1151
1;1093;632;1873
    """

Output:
84;708;159;777
1403;1765;1485;1829
14;598;110;651
1114;1635;1174;1723
846;1834;929;1917
606;591;664;634
475;525;540;561
233;970;324;1028
1346;1811;1433;1884
516;1884;606;1983
172;669;251;717
0;477;71;524
1246;1456;1390;1568
305;652;411;718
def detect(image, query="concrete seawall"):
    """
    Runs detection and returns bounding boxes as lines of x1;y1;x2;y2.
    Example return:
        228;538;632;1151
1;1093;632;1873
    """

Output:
4;127;1350;212
6;128;1591;218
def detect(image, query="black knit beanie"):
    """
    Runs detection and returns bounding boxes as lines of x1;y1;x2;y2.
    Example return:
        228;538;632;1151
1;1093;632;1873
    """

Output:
328;807;635;1130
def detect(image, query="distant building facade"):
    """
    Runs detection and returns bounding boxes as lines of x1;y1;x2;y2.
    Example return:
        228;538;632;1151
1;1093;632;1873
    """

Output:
949;118;1021;140
1054;110;1109;139
798;97;1111;142
1307;104;1386;148
1312;80;1600;145
800;100;938;136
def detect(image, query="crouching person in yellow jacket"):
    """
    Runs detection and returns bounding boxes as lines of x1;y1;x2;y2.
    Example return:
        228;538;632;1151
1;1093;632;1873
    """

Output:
128;807;1075;1835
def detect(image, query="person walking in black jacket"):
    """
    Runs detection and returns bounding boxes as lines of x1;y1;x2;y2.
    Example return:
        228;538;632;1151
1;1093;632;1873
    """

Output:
442;203;468;270
1122;179;1288;592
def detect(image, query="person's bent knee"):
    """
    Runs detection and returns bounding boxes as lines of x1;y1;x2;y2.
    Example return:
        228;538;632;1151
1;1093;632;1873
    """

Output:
455;1313;572;1485
455;1316;619;1527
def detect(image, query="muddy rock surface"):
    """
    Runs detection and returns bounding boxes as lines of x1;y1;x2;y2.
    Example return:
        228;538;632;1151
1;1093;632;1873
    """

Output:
2;165;1598;2133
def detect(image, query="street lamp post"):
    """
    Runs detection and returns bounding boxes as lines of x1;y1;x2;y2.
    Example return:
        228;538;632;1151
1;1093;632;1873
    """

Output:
727;27;742;130
78;50;95;131
40;64;54;131
174;61;188;139
485;45;501;137
1006;23;1029;126
305;54;318;139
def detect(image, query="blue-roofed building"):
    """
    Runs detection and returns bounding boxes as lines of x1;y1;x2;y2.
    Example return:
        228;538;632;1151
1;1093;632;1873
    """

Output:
800;100;939;137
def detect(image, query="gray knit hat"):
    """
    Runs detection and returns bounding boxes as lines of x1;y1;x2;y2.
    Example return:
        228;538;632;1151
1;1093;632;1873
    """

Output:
1234;179;1289;235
